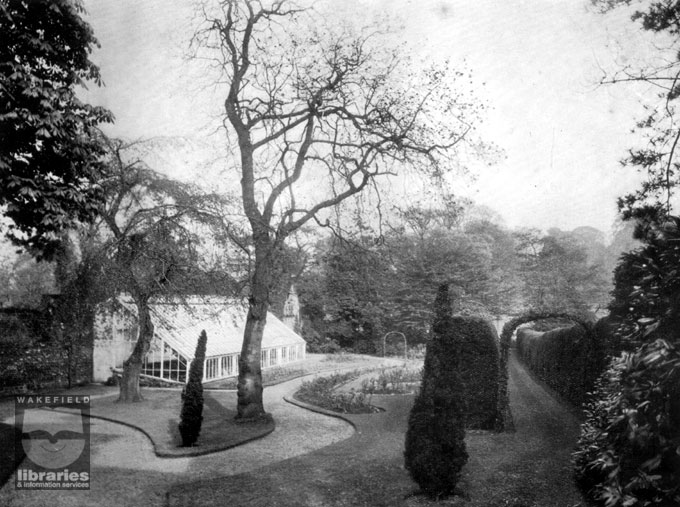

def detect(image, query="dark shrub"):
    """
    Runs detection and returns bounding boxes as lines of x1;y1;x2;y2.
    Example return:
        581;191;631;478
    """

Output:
404;284;468;499
178;330;207;447
573;339;680;507
451;316;499;429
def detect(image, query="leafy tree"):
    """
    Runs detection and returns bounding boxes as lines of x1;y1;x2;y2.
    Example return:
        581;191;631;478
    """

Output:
81;136;232;402
609;209;680;340
515;228;610;313
594;0;680;217
192;0;485;420
0;246;55;308
0;0;113;258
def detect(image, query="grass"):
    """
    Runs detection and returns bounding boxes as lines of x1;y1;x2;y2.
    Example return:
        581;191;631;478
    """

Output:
81;390;273;457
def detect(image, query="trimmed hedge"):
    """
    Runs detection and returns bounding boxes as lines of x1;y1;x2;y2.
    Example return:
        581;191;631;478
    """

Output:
497;311;594;430
178;330;207;447
450;316;500;430
516;323;605;406
404;284;467;499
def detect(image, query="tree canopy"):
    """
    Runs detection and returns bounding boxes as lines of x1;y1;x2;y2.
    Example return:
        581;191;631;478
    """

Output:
0;0;113;258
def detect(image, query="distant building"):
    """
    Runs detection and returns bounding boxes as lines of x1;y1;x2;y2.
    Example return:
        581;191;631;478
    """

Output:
92;294;306;383
282;285;301;332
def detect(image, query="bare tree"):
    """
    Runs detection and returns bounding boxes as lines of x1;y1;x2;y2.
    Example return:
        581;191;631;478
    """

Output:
192;0;487;420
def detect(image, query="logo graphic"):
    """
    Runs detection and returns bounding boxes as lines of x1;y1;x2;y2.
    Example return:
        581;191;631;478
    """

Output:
14;396;90;490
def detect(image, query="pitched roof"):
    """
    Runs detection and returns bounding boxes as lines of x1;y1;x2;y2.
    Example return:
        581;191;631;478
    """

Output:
115;294;305;360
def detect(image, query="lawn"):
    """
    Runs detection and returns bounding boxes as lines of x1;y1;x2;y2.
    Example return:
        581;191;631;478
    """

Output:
84;389;274;457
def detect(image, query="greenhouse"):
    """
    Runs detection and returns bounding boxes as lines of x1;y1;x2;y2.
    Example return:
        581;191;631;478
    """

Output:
92;294;306;383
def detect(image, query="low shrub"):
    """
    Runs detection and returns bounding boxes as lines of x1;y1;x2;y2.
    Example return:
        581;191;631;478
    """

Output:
295;370;380;414
360;366;422;395
573;339;680;507
178;330;207;447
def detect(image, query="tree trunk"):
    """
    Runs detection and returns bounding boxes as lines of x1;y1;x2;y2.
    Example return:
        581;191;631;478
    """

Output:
118;295;154;403
236;240;273;421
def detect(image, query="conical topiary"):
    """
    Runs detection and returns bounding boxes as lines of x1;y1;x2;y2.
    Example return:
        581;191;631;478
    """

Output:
404;283;468;498
178;330;207;447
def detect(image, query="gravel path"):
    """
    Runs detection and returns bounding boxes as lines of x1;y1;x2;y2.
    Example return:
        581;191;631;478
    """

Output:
0;376;354;507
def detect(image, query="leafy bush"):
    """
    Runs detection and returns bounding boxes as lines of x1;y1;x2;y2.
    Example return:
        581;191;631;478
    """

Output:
178;330;207;447
404;284;467;498
0;310;89;390
573;339;680;507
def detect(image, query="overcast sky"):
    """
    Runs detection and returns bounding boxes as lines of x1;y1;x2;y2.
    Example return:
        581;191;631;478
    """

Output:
82;0;656;236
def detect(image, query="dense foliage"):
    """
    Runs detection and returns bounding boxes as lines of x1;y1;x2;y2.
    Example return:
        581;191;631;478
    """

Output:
0;310;62;389
404;285;468;499
178;330;207;447
609;212;680;337
0;0;113;257
515;227;610;314
297;214;615;355
574;339;680;507
573;213;680;507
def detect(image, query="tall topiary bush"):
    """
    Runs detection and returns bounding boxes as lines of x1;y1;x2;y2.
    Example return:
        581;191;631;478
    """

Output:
178;330;207;447
451;316;499;429
404;284;468;499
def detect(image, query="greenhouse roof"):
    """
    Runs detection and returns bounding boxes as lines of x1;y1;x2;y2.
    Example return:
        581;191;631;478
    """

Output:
115;294;305;360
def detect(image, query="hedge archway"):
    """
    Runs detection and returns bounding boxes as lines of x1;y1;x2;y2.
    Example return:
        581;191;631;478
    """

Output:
495;310;595;431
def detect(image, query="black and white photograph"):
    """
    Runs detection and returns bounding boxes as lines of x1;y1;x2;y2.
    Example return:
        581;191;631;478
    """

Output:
1;1;679;506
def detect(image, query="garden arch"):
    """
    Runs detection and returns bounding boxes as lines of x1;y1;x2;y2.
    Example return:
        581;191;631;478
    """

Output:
495;310;594;431
382;331;407;359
